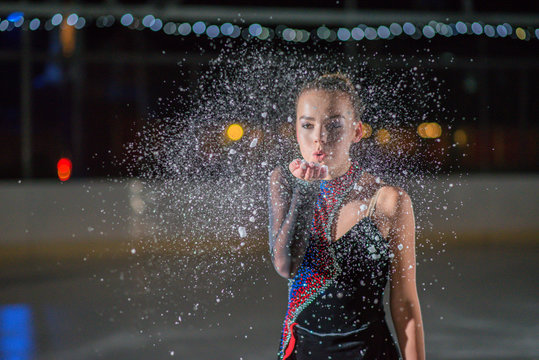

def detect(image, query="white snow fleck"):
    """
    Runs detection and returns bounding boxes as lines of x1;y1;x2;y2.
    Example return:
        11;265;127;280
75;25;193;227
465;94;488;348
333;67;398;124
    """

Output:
360;204;367;212
367;245;376;253
228;149;236;155
261;112;267;118
238;226;247;238
397;244;404;251
249;138;258;148
130;248;136;254
249;216;255;222
375;177;381;183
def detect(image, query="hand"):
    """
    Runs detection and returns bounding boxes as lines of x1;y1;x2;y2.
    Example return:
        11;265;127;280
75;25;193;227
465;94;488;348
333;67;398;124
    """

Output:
289;159;328;181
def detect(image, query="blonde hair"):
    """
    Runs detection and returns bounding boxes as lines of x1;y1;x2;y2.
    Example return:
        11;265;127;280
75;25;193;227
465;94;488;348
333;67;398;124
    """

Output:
295;72;364;122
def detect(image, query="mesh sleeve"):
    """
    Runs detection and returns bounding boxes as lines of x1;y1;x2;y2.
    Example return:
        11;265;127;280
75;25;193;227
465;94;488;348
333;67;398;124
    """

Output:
267;165;320;279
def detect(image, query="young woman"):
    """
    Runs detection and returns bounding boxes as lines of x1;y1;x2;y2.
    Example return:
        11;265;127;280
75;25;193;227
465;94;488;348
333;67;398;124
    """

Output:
268;73;425;360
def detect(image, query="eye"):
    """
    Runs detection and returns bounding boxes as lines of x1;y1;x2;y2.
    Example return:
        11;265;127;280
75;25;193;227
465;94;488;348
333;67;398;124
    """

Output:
301;123;314;129
327;122;342;130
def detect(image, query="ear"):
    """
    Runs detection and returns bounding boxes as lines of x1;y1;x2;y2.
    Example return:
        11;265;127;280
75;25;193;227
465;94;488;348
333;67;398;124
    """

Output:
353;121;363;143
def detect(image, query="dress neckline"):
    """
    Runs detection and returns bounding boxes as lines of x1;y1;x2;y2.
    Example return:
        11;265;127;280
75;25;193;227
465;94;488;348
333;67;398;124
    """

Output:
320;160;362;191
330;216;387;246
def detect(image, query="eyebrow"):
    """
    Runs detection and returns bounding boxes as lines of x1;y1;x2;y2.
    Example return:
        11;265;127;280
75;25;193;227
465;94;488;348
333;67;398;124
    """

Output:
299;115;343;121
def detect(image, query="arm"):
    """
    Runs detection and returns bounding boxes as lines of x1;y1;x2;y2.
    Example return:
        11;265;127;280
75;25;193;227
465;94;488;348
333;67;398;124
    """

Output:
267;166;319;279
386;187;425;360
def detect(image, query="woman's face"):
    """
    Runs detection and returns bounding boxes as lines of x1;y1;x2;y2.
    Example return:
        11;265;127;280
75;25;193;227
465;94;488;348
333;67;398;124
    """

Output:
296;90;362;174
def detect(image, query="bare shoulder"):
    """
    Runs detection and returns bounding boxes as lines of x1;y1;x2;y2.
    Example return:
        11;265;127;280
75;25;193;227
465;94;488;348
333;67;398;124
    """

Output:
376;184;413;219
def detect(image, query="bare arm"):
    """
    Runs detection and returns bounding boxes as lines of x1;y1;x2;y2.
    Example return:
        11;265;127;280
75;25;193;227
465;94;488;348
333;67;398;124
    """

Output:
386;187;425;360
267;165;319;279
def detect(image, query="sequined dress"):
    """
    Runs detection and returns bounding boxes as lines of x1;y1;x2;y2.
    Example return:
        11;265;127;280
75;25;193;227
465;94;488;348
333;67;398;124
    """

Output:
268;161;401;360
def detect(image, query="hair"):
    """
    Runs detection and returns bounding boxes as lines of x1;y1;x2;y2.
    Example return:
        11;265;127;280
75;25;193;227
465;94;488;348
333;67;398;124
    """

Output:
295;72;364;123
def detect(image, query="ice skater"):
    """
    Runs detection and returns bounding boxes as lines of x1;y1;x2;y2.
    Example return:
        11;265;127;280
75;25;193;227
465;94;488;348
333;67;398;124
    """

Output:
268;73;425;359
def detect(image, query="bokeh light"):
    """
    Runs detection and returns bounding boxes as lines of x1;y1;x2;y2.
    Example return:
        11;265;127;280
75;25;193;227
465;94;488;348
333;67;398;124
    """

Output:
226;123;244;141
57;158;72;181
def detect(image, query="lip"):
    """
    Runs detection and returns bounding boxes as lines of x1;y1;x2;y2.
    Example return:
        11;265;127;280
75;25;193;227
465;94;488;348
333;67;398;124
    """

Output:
313;151;326;161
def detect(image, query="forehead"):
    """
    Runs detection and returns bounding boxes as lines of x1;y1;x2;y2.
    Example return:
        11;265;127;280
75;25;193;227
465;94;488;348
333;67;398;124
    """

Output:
297;90;353;112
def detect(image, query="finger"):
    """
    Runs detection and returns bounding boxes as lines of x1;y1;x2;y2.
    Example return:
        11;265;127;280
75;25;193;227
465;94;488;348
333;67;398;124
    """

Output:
304;164;313;180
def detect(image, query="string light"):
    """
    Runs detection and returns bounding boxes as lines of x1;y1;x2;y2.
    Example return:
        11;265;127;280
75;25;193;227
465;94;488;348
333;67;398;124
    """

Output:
0;11;535;41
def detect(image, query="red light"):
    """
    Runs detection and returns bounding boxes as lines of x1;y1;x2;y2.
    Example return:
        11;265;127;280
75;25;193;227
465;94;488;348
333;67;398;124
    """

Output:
57;158;72;181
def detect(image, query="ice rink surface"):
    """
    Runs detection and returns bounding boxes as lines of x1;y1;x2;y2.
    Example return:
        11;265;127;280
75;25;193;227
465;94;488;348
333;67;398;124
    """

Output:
1;243;537;360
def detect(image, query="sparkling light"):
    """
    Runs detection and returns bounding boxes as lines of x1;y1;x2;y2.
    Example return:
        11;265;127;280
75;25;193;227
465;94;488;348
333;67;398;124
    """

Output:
51;14;63;26
282;28;296;41
403;22;415;35
206;24;220;38
142;15;155;28
29;18;40;31
484;24;495;37
364;27;377;40
57;158;72;181
74;17;85;30
455;21;467;34
351;27;364;40
178;23;191;35
337;28;351;41
150;19;163;31
226;124;244;141
422;25;435;38
377;26;390;39
192;21;206;34
515;27;526;40
317;26;330;40
249;24;262;37
496;24;507;37
221;23;233;36
471;22;483;35
121;14;134;26
389;23;402;36
66;14;78;26
163;22;176;35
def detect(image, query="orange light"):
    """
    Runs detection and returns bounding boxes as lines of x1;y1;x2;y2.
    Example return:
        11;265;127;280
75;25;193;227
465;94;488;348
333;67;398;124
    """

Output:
57;158;72;181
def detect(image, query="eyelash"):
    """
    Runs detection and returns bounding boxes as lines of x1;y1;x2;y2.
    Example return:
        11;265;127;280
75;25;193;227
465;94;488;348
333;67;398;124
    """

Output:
301;123;341;129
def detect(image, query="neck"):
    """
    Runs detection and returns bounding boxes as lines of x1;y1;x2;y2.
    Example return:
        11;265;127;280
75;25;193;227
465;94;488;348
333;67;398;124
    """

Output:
325;159;353;180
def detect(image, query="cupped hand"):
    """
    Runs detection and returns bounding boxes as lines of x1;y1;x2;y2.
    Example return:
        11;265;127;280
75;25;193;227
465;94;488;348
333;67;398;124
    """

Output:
289;159;328;181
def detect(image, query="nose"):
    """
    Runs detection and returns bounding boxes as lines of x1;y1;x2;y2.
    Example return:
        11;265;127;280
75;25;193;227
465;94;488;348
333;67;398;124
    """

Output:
314;126;327;144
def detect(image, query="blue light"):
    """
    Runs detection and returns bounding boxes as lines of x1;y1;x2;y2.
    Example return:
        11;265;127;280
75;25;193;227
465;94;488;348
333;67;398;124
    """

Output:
484;24;495;37
282;28;296;41
7;12;23;23
66;14;78;26
163;22;176;35
364;27;377;40
206;25;220;38
422;25;435;38
455;21;467;34
351;27;364;40
121;14;134;26
192;21;206;35
536;28;539;39
248;23;262;37
0;304;35;360
0;20;8;32
29;18;40;31
471;22;483;35
377;26;390;39
220;23;233;36
178;23;191;36
317;26;330;40
74;17;86;30
337;28;351;41
389;23;402;36
150;18;162;31
403;22;415;35
142;15;155;28
51;13;63;26
496;24;507;37
230;25;241;38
